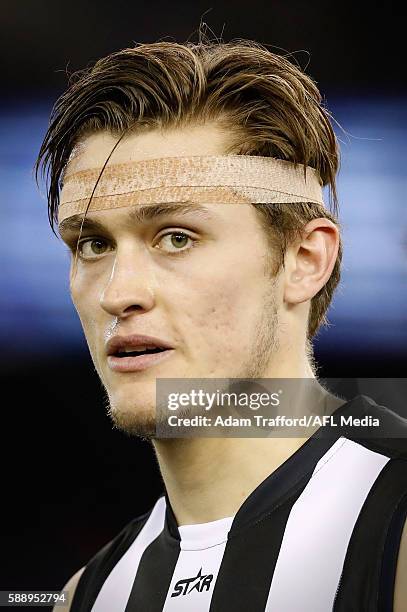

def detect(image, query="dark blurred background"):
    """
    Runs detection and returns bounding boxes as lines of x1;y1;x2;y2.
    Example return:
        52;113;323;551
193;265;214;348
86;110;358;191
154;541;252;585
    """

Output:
1;0;406;596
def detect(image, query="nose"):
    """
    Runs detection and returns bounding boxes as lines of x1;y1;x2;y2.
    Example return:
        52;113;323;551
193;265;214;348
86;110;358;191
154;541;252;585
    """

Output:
99;245;156;318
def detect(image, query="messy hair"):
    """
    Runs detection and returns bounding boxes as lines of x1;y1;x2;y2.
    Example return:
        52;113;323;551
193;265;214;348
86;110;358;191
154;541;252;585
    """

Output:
36;30;342;342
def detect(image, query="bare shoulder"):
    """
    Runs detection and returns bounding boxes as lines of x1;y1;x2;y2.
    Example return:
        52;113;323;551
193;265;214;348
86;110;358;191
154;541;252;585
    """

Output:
394;516;407;612
52;566;86;612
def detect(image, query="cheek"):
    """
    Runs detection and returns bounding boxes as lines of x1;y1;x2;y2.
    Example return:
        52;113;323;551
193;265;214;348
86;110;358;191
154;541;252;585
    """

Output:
172;262;265;353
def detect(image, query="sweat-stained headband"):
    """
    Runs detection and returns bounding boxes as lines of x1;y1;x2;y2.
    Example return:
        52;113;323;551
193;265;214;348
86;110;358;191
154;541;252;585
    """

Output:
58;155;325;225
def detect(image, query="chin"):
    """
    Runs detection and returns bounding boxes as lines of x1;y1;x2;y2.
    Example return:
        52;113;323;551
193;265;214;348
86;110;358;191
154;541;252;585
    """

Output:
107;400;157;440
100;377;152;426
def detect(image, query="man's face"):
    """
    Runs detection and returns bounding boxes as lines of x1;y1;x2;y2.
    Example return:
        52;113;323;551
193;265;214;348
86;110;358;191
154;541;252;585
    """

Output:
60;125;285;438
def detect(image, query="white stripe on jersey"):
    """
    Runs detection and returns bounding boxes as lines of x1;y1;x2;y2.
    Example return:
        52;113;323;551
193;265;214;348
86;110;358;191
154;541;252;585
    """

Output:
91;496;166;612
265;437;390;611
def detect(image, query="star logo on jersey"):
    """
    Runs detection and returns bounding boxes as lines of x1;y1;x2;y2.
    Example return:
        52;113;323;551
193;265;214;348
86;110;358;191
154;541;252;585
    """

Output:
171;567;214;597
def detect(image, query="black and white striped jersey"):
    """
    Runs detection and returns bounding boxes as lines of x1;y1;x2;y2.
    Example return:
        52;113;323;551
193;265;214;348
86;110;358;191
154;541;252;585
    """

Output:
71;394;407;611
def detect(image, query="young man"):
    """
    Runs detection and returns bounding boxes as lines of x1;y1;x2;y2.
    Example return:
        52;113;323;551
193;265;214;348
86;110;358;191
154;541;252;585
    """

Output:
37;37;407;611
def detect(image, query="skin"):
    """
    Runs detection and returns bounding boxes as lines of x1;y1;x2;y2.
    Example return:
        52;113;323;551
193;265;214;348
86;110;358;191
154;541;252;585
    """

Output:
55;123;406;611
59;123;341;527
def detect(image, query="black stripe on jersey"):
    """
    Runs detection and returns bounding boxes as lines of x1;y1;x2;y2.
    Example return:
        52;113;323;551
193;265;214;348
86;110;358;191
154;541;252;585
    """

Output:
163;490;181;540
341;395;407;460
71;511;151;612
124;527;180;611
333;458;407;612
379;489;407;612
209;478;311;611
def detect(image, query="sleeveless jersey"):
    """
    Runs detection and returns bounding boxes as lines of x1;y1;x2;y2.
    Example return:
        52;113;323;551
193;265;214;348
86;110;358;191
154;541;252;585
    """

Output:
70;394;407;611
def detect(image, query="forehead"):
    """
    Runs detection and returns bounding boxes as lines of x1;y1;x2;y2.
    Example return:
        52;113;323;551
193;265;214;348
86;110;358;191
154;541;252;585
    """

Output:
59;125;264;235
66;124;233;175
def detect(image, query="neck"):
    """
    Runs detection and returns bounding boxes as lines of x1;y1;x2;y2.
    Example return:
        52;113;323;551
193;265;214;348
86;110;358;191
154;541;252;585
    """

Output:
153;436;313;526
152;353;343;526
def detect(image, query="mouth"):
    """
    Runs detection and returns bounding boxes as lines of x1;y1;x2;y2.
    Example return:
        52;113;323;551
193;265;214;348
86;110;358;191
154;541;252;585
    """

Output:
107;346;175;373
115;347;166;357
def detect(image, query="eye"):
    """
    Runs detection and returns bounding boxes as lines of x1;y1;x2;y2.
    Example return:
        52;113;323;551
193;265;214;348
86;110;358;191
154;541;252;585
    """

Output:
77;238;110;259
156;231;195;255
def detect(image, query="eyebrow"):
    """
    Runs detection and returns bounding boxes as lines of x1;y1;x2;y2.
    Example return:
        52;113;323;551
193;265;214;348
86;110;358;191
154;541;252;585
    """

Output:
58;202;216;238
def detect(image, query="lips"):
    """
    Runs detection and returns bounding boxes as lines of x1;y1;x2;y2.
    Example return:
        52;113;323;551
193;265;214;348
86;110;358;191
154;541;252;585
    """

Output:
106;334;173;357
105;334;175;373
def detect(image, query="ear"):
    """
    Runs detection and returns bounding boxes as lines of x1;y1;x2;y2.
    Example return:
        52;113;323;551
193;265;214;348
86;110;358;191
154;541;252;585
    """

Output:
283;218;340;304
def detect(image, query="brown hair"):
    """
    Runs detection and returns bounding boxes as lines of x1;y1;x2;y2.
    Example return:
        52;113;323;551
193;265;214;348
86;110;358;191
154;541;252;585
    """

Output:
35;32;342;341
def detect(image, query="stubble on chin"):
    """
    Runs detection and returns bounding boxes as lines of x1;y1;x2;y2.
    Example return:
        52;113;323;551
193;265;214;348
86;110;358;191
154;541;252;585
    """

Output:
103;392;156;441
